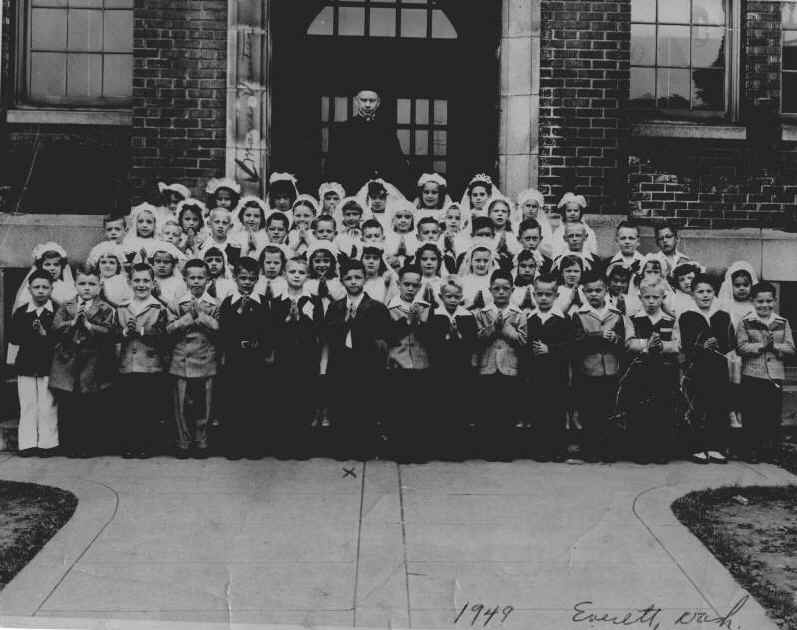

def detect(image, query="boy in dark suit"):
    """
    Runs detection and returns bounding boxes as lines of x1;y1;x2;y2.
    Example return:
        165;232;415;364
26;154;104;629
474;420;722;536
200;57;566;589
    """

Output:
324;259;390;460
523;274;572;461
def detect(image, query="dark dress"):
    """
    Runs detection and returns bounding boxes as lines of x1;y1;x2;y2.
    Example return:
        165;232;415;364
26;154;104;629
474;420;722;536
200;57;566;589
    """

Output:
678;307;734;453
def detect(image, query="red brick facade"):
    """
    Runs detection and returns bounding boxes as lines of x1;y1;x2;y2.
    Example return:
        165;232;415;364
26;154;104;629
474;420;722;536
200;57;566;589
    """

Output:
539;0;631;213
130;0;228;204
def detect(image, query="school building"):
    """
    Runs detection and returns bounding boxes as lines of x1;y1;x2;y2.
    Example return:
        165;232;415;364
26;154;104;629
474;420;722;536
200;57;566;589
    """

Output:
1;1;797;328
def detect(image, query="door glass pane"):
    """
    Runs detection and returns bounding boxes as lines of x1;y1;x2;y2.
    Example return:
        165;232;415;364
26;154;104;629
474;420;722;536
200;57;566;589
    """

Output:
692;0;725;26
338;7;365;36
784;31;797;70
632;0;656;23
334;96;349;121
67;9;104;51
397;129;411;155
105;0;134;8
308;6;334;35
433;160;447;174
415;130;429;155
783;73;797;113
32;0;67;6
658;0;689;23
631;24;655;66
370;7;396;36
31;8;67;49
401;9;427;38
657;25;690;66
30;52;66;99
70;0;102;7
67;53;102;97
415;98;429;125
431;10;457;38
692;26;724;68
433;100;447;125
103;53;132;97
785;4;797;28
433;130;447;156
630;67;656;105
397;98;411;124
657;68;691;108
321;96;330;122
692;68;724;110
104;10;133;53
321;127;329;153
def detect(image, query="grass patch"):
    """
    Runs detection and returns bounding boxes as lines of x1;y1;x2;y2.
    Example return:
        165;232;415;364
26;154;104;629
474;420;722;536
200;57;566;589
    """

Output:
0;480;78;589
672;485;797;630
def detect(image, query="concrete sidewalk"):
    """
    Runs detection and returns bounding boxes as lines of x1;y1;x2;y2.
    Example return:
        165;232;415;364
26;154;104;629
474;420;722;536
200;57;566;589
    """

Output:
0;454;794;630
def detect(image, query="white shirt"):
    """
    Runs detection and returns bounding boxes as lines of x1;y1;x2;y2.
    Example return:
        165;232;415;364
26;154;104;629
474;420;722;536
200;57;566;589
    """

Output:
127;295;161;316
27;300;54;317
229;290;262;306
535;308;558;324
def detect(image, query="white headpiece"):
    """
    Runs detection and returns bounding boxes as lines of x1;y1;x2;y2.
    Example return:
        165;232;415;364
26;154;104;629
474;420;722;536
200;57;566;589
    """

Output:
417;172;447;188
157;182;191;200
269;172;298;186
557;192;587;210
87;241;126;268
292;194;320;215
205;177;241;196
32;241;67;262
718;260;758;304
176;198;208;219
318;182;346;203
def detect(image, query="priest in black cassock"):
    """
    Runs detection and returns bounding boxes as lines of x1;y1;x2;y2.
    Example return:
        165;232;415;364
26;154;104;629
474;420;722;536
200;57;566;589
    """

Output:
326;88;410;196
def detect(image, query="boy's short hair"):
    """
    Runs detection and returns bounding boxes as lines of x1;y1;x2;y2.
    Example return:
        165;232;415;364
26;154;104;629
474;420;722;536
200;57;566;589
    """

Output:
361;218;383;232
398;263;422;280
203;247;224;260
489;269;513;286
286;256;309;269
471;216;494;234
417;216;440;231
266;211;289;228
581;270;605;287
616;220;639;235
103;214;126;228
128;262;154;279
234;257;259;276
534;273;558;288
341;200;364;215
516;250;538;265
440;276;463;295
28;269;53;285
751;281;777;299
564;221;586;234
518;218;541;235
654;221;679;239
340;259;365;276
208;207;231;222
183;258;208;275
691;273;717;293
607;265;632;282
639;277;667;296
313;215;336;230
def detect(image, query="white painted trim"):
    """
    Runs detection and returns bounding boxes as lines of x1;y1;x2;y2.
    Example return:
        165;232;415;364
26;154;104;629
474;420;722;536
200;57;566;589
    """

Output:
6;108;132;126
632;121;747;140
782;124;797;142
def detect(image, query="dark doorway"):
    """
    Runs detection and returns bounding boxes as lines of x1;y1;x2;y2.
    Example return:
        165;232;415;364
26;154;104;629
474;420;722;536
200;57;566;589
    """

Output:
271;0;501;198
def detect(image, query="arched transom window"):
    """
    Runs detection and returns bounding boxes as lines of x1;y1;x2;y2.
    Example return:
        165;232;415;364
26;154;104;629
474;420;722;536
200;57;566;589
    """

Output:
308;0;457;39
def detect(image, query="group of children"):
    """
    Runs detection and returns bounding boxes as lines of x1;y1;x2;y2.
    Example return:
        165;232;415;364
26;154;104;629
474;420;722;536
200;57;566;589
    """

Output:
6;171;795;464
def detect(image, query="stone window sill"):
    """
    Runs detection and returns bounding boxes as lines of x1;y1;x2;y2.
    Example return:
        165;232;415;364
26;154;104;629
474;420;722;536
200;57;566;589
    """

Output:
6;108;132;126
632;121;747;140
782;124;797;142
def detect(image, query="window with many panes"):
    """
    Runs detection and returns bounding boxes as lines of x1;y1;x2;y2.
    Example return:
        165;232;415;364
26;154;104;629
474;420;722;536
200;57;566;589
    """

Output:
320;95;449;175
22;0;133;107
783;4;797;114
308;0;457;39
629;0;737;118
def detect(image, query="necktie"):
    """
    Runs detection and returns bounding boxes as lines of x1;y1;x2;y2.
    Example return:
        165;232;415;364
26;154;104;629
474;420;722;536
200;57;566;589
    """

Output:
207;282;217;299
346;302;357;323
318;277;329;299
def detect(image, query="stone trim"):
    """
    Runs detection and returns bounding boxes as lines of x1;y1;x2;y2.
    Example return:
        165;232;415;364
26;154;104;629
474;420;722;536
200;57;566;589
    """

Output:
6;109;132;126
632;122;748;141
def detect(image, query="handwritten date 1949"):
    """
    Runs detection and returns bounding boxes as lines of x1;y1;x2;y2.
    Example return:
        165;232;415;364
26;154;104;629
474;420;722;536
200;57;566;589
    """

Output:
454;603;514;626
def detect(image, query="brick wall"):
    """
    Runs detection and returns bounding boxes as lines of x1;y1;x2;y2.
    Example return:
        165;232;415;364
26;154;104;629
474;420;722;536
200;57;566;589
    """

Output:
626;2;797;230
130;0;228;204
539;0;631;213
